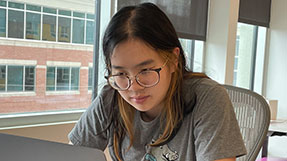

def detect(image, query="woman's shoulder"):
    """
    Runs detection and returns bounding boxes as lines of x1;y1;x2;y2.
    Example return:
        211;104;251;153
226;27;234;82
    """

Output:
98;84;117;99
89;84;118;113
182;76;227;105
99;84;118;105
183;76;223;94
182;76;233;122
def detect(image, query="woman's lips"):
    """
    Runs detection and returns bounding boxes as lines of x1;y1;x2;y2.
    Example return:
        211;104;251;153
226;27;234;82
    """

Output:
131;95;149;104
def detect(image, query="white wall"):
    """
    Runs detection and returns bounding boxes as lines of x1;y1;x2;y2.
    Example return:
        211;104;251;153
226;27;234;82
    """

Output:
264;0;287;119
204;0;239;85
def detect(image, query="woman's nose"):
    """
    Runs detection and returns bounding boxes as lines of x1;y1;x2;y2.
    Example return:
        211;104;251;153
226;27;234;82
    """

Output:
128;78;144;91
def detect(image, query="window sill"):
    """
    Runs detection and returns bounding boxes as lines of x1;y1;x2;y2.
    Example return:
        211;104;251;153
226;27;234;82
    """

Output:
0;109;85;130
0;37;94;51
45;91;80;95
0;92;36;97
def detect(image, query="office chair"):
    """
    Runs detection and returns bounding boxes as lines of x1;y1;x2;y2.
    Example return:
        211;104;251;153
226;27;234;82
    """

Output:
223;85;270;161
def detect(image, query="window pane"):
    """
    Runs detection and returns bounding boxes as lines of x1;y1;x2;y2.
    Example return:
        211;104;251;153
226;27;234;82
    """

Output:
72;19;84;44
8;2;24;9
26;12;41;40
58;17;71;43
233;23;256;89
179;38;192;70
7;66;23;91
26;4;41;12
0;9;6;37
193;40;204;72
57;67;69;91
43;7;57;14
25;66;35;91
0;1;6;7
87;14;94;20
42;15;56;41
73;12;85;18
46;67;55;91
233;72;238;85
179;39;204;72
71;67;79;90
234;57;238;70
8;10;24;39
59;10;71;16
88;67;93;90
86;21;94;44
0;66;6;92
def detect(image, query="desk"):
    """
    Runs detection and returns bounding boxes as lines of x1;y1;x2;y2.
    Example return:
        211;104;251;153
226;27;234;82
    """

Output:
262;119;287;157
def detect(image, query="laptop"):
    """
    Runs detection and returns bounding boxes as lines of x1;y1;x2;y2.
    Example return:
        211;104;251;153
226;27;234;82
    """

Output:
0;133;107;161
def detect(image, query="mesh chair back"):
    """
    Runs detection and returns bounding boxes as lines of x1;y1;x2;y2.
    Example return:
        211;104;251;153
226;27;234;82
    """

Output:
223;85;270;161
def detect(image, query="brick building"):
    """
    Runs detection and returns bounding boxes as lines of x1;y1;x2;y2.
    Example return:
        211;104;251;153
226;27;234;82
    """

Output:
0;0;95;114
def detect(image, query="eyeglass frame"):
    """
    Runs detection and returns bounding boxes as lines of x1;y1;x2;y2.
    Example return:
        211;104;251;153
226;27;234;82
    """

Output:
105;59;168;91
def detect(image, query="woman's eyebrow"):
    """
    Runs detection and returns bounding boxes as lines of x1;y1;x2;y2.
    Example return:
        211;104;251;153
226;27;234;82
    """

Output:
134;59;154;68
111;59;155;69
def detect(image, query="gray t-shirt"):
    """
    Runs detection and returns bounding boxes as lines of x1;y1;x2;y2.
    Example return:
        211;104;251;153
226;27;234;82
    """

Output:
69;78;247;161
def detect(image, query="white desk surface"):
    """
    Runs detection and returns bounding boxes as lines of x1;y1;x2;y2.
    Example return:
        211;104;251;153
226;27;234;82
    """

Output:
269;119;287;133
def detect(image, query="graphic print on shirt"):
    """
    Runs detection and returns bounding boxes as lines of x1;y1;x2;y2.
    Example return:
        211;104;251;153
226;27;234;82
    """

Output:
144;144;179;161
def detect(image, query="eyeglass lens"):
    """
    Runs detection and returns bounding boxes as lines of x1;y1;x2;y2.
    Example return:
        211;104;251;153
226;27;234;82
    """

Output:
109;70;159;90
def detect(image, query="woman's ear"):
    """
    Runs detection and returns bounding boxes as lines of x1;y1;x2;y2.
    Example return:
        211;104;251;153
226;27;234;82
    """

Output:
170;47;180;73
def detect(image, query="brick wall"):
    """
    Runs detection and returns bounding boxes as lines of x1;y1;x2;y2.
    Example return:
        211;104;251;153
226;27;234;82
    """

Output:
0;45;94;114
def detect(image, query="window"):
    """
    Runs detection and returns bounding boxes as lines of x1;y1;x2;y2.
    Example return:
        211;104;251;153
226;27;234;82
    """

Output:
42;15;56;41
43;7;57;14
0;65;6;91
233;23;255;89
88;67;93;90
0;1;7;7
0;9;6;37
26;12;41;40
2;2;94;45
74;12;85;18
26;4;41;12
25;66;35;91
58;17;71;43
7;66;24;91
0;65;35;92
72;19;85;44
179;38;204;72
233;35;240;85
46;67;80;91
86;21;94;44
59;9;71;16
8;2;24;9
57;67;70;91
71;67;79;90
8;10;24;39
233;22;267;92
0;0;99;122
46;67;55;91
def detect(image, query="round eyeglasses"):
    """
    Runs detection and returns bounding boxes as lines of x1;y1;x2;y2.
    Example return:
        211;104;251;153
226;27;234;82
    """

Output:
105;60;168;91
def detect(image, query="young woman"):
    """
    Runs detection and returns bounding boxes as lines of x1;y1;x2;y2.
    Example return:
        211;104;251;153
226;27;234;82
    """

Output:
69;3;246;161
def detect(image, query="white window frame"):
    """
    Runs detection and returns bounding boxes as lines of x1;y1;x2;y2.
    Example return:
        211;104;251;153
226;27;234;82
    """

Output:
45;61;81;95
0;59;36;96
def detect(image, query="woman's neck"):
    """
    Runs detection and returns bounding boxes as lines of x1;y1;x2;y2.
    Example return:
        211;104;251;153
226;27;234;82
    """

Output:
140;112;157;122
140;102;164;122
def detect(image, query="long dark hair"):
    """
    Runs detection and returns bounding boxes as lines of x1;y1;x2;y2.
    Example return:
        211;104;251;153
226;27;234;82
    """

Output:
102;3;206;160
103;3;187;75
